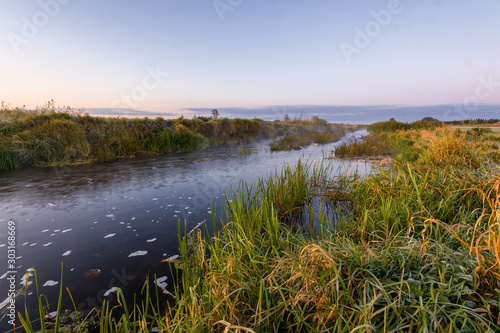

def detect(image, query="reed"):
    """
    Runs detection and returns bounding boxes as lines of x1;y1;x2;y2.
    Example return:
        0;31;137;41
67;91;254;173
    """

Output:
7;121;500;332
165;126;500;332
0;103;344;171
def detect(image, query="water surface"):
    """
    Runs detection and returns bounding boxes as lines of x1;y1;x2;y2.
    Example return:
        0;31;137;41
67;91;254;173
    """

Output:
0;130;370;329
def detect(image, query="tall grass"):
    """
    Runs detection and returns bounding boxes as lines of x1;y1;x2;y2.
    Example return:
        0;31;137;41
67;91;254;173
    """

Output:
8;123;500;332
0;103;346;171
164;127;500;332
269;128;348;151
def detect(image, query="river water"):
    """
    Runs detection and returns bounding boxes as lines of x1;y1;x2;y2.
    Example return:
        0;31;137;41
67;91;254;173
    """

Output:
0;130;370;329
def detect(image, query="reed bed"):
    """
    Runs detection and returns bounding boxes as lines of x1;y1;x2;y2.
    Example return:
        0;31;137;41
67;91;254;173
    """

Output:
8;123;500;332
269;129;348;152
164;126;500;332
0;102;340;171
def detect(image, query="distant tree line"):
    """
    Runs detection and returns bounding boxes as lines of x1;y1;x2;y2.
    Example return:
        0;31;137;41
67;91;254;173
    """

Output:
445;118;500;125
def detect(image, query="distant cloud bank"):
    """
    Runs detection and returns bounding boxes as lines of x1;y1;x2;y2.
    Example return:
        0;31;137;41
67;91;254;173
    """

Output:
86;104;500;124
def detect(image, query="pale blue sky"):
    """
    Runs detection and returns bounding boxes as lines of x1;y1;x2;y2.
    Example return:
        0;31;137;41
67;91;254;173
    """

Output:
1;0;499;120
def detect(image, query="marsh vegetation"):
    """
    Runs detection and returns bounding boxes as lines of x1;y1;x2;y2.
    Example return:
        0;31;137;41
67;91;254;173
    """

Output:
0;102;347;171
7;117;500;332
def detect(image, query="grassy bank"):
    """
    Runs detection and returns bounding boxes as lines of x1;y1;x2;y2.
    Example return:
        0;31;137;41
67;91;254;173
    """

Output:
10;120;500;332
0;103;345;171
269;117;356;151
163;124;500;332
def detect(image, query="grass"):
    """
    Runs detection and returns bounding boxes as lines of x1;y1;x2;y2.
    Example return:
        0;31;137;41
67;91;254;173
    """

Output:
6;119;500;332
269;129;348;151
162;125;500;332
269;117;354;151
0;102;347;171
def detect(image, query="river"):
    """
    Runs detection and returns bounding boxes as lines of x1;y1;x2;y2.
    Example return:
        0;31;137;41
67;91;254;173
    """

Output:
0;130;370;329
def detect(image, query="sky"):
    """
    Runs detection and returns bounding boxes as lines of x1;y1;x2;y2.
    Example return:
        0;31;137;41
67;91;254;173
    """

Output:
1;0;499;122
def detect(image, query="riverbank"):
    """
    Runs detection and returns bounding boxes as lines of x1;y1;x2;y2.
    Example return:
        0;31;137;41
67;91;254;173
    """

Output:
9;120;500;332
164;122;500;332
0;103;354;171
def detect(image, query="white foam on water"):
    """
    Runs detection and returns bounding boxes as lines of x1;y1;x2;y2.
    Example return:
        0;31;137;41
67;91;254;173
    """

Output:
29;243;37;247
41;229;49;233
43;242;53;247
22;242;29;246
62;229;72;233
103;287;118;297
54;229;61;232
70;268;74;271
120;222;125;224
126;226;131;229
0;272;8;279
43;280;59;287
152;198;159;201
147;238;157;243
20;273;33;286
0;244;5;248
106;214;115;218
175;211;181;213
0;297;13;309
166;255;180;261
48;203;56;207
131;217;136;220
51;234;55;236
208;211;212;214
156;276;168;287
128;250;147;257
104;233;116;238
62;250;71;256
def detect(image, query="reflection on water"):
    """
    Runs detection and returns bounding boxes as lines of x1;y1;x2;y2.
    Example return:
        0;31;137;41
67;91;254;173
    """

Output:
0;130;370;329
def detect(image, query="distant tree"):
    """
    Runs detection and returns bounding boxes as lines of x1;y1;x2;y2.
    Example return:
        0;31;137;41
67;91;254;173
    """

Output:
211;109;219;119
421;116;439;122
